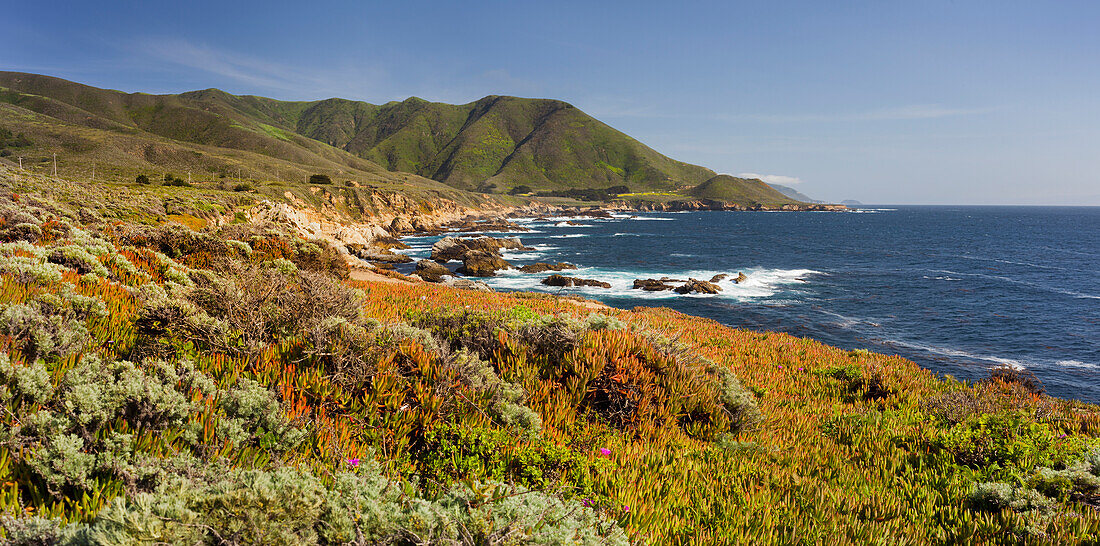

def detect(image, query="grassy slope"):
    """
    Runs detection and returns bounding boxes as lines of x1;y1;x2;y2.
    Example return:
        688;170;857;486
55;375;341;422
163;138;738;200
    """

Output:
0;74;528;218
686;174;801;206
0;72;717;196
0;167;1098;543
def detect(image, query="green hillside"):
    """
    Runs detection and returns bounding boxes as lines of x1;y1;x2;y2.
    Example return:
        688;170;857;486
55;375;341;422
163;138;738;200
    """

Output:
688;174;801;206
0;72;715;195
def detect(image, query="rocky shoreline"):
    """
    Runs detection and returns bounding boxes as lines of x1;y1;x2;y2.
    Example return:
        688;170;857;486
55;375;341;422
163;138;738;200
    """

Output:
248;192;847;290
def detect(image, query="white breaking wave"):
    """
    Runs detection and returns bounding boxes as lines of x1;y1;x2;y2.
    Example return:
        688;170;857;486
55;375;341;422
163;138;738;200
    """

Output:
1058;360;1099;370
547;234;589;238
931;270;1100;300
612;233;641;237
884;339;1028;370
555;222;595;228
479;266;821;302
630;216;675;221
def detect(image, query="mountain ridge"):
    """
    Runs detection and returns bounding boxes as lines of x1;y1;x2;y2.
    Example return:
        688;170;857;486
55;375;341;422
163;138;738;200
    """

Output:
0;71;803;207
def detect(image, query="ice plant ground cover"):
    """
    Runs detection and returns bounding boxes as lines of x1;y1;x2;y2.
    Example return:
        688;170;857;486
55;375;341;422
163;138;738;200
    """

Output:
0;169;1098;544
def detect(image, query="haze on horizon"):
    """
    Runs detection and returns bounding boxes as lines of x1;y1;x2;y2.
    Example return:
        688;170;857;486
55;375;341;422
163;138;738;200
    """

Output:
2;0;1098;205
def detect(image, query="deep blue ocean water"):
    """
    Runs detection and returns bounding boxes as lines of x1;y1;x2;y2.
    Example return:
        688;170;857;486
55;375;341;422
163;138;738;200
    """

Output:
398;207;1100;403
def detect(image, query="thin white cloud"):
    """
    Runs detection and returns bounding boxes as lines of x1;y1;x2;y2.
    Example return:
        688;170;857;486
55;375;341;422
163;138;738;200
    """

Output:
135;38;546;104
738;173;804;185
136;38;400;101
728;104;990;123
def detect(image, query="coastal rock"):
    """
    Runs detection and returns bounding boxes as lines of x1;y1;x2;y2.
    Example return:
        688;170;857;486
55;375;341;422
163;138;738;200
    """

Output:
710;273;729;283
519;262;577;273
444;277;494;292
457;251;511;277
415;259;455;283
735;272;748;284
411;216;436;232
674;278;722;295
431;236;530;263
356;245;413;264
390;217;414;233
542;274;611;288
633;278;675;291
451;219;529;233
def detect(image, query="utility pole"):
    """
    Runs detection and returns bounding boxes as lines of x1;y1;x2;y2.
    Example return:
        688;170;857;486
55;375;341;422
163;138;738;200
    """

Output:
53;153;57;177
187;171;191;184
17;157;22;169
92;163;95;182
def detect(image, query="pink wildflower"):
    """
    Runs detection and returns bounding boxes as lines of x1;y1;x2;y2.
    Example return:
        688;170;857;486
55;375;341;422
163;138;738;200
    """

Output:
599;447;612;456
346;458;360;467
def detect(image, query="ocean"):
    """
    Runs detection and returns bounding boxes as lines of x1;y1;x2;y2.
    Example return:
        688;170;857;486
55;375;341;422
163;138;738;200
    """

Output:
396;206;1100;403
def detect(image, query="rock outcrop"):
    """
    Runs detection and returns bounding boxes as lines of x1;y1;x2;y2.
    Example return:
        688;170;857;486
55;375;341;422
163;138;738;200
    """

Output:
633;279;676;291
710;273;729;283
355;246;412;264
444;277;494;291
431;236;529;263
457;251;512;277
451;218;529;233
414;260;455;283
519;262;577;273
735;272;748;284
674;278;723;295
542;274;611;288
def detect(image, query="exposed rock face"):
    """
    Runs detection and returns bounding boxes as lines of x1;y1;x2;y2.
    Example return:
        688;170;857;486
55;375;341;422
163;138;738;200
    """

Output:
710;273;729;283
415;259;455;283
390;217;414;233
519;262;577;273
444;277;494;291
451;219;529;233
250;202;392;247
356;246;412;264
542;274;611;288
633;278;676;291
457;251;511;277
735;272;748;284
431;236;529;263
674;278;722;295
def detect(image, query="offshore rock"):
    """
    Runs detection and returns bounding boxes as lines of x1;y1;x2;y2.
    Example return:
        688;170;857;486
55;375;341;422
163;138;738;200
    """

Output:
542;274;611;288
633;279;675;291
735;272;748;284
519;262;577;273
674;278;722;295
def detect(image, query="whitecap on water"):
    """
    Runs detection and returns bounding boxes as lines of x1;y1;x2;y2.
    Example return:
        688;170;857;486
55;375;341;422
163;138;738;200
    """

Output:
883;340;1028;370
1058;360;1099;370
475;265;821;302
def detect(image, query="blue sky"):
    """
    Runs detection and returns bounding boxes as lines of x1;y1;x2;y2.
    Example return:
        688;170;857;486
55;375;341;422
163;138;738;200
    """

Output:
3;0;1098;204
